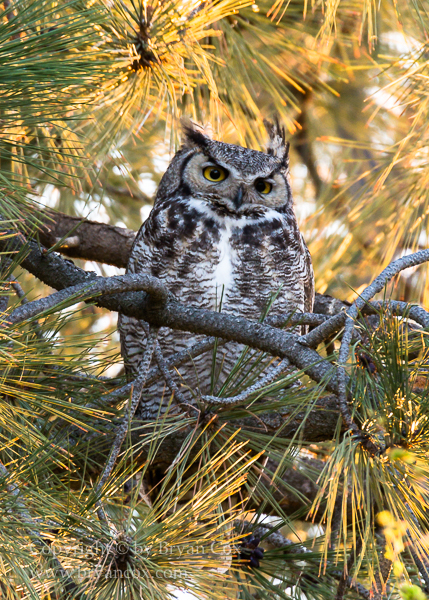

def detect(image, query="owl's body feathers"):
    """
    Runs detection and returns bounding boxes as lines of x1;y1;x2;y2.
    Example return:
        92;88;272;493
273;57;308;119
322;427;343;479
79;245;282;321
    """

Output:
119;122;314;418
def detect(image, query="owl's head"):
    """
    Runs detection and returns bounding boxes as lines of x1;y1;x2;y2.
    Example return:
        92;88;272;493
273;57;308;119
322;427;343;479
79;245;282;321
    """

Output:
155;120;292;215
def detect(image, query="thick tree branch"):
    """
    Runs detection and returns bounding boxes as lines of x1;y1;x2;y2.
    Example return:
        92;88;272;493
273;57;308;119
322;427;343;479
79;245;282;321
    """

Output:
7;273;168;326
7;227;429;465
75;391;343;467
8;228;429;448
29;211;347;332
36;209;136;267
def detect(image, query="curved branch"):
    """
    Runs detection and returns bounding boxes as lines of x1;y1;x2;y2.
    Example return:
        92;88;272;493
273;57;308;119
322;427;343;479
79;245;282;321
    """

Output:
337;249;429;434
99;338;220;406
201;358;291;407
96;327;158;521
153;340;198;415
6;273;168;326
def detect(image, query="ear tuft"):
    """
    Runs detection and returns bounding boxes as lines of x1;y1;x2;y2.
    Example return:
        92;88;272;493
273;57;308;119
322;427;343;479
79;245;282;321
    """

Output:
264;118;289;165
181;119;213;150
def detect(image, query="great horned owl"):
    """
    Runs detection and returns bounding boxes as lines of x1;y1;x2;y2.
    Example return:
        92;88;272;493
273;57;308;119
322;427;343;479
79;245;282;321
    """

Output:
119;121;314;419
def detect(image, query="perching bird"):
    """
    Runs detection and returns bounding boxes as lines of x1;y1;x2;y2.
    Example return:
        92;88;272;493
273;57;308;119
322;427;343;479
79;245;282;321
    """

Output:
119;121;314;419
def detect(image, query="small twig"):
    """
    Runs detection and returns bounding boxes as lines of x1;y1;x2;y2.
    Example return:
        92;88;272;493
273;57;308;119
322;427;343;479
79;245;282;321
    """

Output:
153;340;199;415
188;0;207;19
301;298;429;349
10;277;45;341
54;371;116;384
337;319;361;433
236;520;307;553
235;521;370;599
95;327;158;521
265;312;329;328
334;573;371;600
350;250;429;315
367;300;429;328
0;258;13;312
10;279;26;301
371;543;392;600
404;502;429;591
98;337;221;407
300;311;346;349
0;287;9;313
408;544;429;592
201;358;291;407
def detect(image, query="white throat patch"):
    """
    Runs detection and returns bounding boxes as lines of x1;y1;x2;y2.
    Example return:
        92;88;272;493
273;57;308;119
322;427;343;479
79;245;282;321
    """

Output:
213;223;236;295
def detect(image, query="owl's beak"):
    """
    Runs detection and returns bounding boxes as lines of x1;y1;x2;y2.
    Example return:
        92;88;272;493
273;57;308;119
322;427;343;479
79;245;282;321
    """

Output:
233;185;244;209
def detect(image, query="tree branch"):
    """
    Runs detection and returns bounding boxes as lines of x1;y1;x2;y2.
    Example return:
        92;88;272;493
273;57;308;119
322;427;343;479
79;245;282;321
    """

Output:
6;273;168;326
95;327;158;521
99;338;220;407
371;544;392;600
336;249;429;435
335;535;365;600
236;521;370;599
293;96;324;198
153;340;198;415
102;183;151;205
36;209;136;267
201;358;291;407
7;228;429;458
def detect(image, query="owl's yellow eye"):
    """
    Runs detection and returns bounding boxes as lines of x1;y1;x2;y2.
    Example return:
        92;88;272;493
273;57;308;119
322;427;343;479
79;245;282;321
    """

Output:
255;179;272;194
203;166;227;182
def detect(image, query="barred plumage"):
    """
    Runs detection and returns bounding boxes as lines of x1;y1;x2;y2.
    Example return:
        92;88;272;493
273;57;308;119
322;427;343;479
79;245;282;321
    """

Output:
119;121;314;419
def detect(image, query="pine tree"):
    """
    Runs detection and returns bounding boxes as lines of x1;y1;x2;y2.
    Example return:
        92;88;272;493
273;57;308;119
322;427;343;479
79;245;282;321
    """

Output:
2;0;429;598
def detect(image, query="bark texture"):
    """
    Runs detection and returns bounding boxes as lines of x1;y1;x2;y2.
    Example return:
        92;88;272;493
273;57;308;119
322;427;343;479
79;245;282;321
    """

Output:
36;209;136;267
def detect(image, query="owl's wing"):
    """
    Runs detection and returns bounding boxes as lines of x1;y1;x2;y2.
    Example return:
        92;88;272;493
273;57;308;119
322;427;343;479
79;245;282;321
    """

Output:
118;219;155;379
275;217;314;316
119;198;194;378
302;237;315;314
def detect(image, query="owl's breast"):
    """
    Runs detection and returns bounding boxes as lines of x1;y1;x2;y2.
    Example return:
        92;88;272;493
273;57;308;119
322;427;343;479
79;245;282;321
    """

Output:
130;198;307;318
227;212;305;317
121;198;312;387
191;206;306;318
